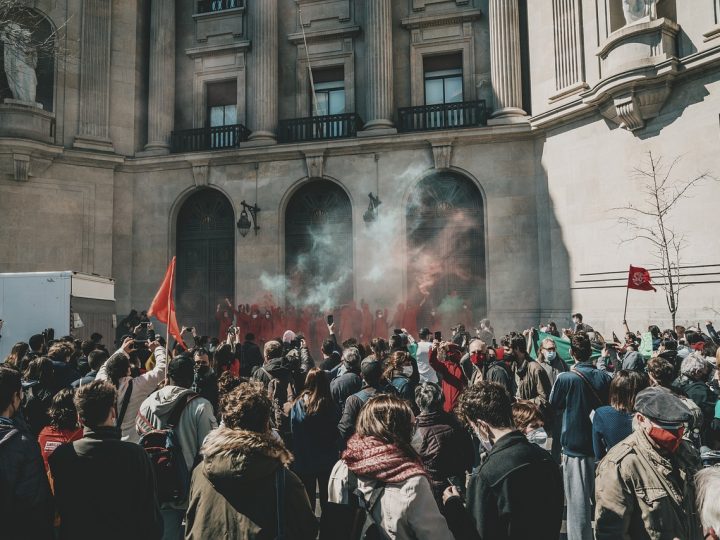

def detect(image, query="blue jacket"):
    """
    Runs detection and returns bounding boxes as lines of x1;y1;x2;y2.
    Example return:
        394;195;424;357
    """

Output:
550;363;611;457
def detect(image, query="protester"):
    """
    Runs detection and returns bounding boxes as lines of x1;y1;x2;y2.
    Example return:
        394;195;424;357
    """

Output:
674;351;718;442
595;386;703;539
185;382;318;539
445;382;563;540
238;332;262;377
136;355;218;540
415;328;438;383
192;347;219;414
328;394;455;539
290;367;340;511
37;388;83;473
549;331;612;540
0;366;54;540
511;400;548;448
251;340;295;441
49;380;163;540
592;370;647;459
329;346;362;412
385;350;418;404
696;467;720;540
510;334;552;413
536;337;569;385
429;340;467;413
413;381;474;508
3;341;29;369
22;357;56;436
71;349;108;388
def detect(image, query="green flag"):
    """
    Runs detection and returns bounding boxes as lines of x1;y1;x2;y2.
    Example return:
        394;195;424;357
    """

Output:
528;331;602;366
639;332;654;359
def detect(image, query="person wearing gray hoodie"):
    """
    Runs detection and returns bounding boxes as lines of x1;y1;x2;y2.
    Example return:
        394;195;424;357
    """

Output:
136;355;218;540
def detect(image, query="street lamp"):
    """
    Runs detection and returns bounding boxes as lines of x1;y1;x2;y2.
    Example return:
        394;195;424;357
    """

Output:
363;192;381;223
237;200;260;237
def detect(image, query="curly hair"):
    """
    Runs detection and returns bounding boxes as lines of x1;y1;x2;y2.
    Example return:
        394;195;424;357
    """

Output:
48;342;73;363
74;380;116;429
383;350;411;380
217;371;244;412
49;388;79;431
456;381;513;429
221;381;272;433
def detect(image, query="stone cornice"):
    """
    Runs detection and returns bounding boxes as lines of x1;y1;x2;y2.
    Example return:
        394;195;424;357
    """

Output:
400;8;482;29
185;40;251;59
287;25;361;45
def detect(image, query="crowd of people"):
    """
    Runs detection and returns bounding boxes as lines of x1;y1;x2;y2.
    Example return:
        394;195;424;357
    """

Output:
2;312;720;540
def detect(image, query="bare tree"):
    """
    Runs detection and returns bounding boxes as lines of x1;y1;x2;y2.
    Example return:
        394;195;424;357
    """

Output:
616;151;715;327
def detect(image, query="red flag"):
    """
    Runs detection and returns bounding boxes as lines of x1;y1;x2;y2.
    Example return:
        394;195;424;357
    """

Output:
147;257;186;349
627;265;656;292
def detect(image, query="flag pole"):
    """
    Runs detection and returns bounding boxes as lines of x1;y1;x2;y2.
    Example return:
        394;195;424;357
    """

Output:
623;265;630;324
165;257;174;382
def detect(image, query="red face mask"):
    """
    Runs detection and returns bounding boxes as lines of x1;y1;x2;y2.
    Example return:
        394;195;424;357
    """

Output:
471;352;485;366
648;425;684;453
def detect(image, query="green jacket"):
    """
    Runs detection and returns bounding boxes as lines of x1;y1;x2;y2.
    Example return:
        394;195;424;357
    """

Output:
185;426;318;540
595;429;703;540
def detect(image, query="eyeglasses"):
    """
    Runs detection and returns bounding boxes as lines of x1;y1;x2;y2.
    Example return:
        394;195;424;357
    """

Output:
544;347;556;352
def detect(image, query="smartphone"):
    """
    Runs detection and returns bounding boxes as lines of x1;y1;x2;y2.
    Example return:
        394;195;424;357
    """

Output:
327;314;334;326
434;331;442;341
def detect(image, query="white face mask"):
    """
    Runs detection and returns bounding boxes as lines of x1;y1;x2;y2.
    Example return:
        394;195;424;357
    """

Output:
545;351;557;362
402;366;413;378
252;314;258;319
526;427;548;448
472;421;493;453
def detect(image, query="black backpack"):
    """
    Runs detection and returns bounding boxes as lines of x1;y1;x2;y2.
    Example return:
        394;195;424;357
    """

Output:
138;393;198;504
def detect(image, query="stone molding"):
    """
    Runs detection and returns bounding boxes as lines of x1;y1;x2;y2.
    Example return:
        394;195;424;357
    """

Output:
400;8;482;29
303;151;326;179
192;5;245;43
294;0;351;29
190;160;210;187
287;25;361;44
412;0;470;12
430;140;454;170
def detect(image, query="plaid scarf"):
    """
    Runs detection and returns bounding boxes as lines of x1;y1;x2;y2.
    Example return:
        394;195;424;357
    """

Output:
342;435;427;484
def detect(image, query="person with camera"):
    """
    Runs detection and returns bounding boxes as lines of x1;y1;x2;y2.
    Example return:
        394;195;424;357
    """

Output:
429;340;467;414
95;336;168;442
137;355;218;540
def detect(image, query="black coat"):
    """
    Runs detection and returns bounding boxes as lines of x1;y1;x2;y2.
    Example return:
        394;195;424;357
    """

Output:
48;426;163;540
330;370;362;414
454;431;563;540
239;340;263;377
414;410;474;506
0;417;53;540
338;383;397;442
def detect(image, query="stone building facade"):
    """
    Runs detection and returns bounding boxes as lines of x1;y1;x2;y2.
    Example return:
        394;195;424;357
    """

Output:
1;0;719;336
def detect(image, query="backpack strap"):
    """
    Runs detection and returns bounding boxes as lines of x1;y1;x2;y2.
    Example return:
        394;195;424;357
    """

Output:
116;379;133;428
167;392;199;429
570;367;604;409
275;467;286;540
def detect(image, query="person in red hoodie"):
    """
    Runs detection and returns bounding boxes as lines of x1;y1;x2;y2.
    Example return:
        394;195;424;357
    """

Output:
360;300;373;342
402;300;420;339
216;299;235;340
428;341;467;413
38;389;83;475
373;308;389;339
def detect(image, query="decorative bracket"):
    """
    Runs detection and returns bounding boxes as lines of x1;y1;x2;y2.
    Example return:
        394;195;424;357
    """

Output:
430;141;454;170
13;154;30;182
303;151;326;179
189;160;210;187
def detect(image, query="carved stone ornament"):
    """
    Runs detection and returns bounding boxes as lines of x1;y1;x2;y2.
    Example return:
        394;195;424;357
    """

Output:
430;141;453;170
13;154;30;182
190;160;210;187
304;151;326;179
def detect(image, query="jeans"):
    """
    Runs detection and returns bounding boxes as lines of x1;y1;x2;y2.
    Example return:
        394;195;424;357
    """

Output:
562;454;595;540
160;508;185;540
298;469;332;513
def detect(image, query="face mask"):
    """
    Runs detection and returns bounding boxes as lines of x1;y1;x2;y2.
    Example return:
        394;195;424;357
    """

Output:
648;425;684;453
265;314;270;319
527;427;548;448
431;311;436;317
378;314;383;318
252;314;258;319
402;366;413;378
472;422;493;453
545;351;557;362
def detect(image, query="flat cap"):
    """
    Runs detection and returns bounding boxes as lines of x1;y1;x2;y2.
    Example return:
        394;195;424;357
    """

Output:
634;386;692;425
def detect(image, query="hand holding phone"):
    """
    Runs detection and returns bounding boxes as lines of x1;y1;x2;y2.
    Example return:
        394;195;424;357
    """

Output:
327;314;334;326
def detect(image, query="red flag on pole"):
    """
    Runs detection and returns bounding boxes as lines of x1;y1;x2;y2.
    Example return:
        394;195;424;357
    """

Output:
627;265;656;292
147;257;186;349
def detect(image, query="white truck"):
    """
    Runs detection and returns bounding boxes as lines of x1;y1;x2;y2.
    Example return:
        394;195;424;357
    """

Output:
0;271;116;360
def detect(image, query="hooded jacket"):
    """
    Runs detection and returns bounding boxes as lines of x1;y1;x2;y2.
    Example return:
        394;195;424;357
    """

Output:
429;345;467;413
96;345;168;443
0;416;53;540
252;358;296;435
136;385;218;471
185;426;318;540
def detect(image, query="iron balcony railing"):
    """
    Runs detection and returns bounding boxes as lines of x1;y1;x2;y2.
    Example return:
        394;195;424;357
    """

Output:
398;100;488;132
197;0;244;14
170;123;250;153
278;113;364;143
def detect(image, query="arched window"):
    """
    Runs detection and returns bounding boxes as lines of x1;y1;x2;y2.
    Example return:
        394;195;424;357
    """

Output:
285;179;353;308
0;7;55;111
407;171;485;331
176;189;235;336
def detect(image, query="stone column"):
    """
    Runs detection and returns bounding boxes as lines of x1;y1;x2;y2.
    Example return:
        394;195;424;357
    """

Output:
248;0;278;143
143;0;175;154
489;0;527;118
74;0;114;151
362;0;395;132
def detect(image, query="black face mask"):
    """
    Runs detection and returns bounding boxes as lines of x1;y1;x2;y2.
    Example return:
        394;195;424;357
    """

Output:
196;365;212;378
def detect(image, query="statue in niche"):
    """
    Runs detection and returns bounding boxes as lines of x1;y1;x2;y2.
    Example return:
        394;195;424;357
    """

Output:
1;23;38;104
623;0;658;25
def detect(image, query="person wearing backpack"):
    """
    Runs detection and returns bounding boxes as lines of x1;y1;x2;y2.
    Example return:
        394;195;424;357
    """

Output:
251;340;296;443
384;351;418;408
49;380;162;540
549;331;611;540
136;355;218;540
326;394;454;540
185;382;318;539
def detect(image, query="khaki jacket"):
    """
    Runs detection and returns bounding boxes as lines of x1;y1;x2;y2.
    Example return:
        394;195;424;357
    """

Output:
513;359;552;411
595;429;703;540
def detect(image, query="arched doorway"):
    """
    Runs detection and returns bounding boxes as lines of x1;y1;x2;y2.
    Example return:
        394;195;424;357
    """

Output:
285;179;353;308
406;171;485;332
176;189;235;336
